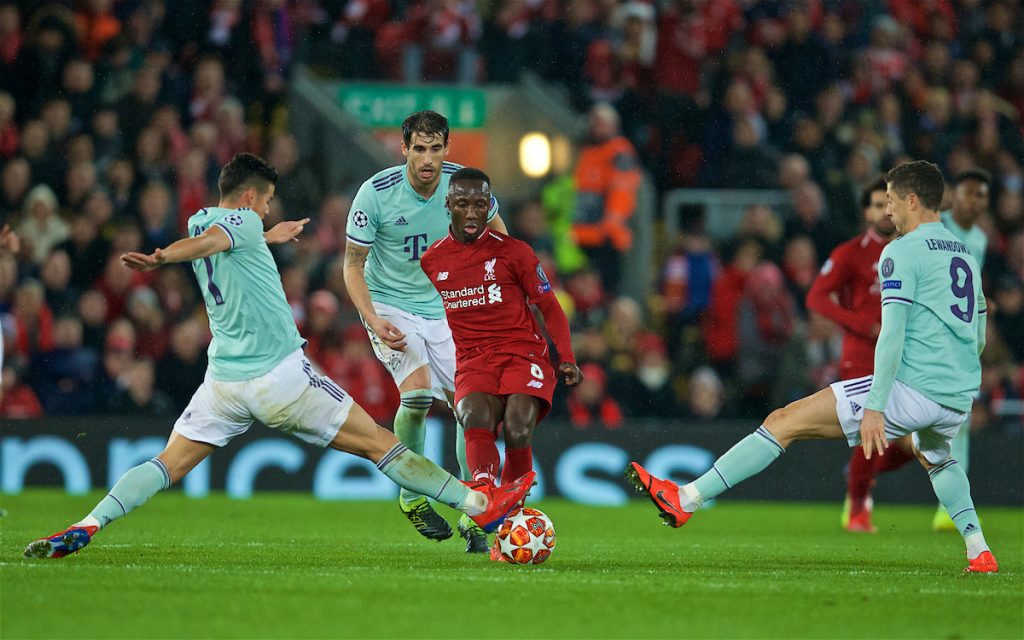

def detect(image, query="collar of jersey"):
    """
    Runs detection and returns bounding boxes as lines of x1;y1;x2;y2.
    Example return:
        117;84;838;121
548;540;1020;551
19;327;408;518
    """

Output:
864;226;887;245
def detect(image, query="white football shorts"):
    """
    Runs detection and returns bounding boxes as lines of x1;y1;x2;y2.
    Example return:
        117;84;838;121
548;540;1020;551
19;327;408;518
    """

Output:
363;301;455;401
831;375;967;464
173;349;354;448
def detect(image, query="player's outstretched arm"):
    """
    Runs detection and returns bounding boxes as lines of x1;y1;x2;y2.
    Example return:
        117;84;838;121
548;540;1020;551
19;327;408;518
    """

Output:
264;217;310;245
122;226;232;272
806;249;877;338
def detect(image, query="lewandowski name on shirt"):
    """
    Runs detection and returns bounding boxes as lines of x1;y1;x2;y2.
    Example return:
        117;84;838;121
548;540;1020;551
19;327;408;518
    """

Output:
924;238;969;254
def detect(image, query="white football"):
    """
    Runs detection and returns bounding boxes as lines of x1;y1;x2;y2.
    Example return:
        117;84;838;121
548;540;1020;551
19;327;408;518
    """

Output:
495;507;556;565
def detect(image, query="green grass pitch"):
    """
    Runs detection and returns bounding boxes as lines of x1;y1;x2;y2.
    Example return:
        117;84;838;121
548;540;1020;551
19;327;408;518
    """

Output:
2;490;1021;639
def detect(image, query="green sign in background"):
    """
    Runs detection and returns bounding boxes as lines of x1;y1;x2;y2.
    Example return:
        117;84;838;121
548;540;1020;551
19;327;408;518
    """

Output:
337;85;487;129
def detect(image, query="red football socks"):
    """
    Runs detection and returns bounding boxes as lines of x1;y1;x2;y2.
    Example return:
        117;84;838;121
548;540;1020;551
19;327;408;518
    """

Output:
874;442;915;474
501;445;533;486
846;446;874;515
464;427;500;484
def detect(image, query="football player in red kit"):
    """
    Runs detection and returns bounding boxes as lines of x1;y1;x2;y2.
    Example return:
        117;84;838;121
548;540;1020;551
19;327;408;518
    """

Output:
421;168;582;501
806;176;915;532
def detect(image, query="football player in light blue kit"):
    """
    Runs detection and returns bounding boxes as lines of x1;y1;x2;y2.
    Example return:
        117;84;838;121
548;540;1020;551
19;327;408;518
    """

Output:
344;111;507;552
24;153;532;559
627;161;998;573
934;168;991;531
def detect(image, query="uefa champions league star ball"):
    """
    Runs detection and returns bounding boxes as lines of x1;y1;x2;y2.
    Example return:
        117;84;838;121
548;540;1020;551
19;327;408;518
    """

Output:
495;507;556;565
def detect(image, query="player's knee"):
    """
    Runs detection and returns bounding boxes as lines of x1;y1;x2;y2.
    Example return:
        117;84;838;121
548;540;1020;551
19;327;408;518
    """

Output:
913;445;935;470
763;407;792;437
157;456;191;484
457;404;499;431
503;420;534;448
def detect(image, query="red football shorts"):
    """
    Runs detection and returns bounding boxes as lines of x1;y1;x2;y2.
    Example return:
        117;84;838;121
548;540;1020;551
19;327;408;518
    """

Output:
454;350;555;420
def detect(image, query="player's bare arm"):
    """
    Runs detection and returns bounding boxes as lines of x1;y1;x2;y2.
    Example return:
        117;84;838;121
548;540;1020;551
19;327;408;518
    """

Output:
343;240;407;350
487;213;508;234
264;217;310;245
122;225;232;272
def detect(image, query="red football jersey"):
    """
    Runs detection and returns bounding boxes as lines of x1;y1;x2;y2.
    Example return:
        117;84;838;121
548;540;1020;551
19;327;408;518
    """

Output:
421;230;562;364
806;228;888;379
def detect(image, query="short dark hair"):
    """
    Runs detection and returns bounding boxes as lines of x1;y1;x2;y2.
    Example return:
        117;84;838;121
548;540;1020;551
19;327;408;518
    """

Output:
954;168;992;188
860;175;888;210
402;111;449;146
885;160;944;211
218;153;278;199
449;167;490;190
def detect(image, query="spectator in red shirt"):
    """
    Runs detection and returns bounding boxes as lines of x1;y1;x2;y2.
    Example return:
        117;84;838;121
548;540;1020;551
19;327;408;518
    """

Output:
702;236;762;369
567;362;623;429
12;279;54;357
736;262;798;413
1;364;43;418
75;0;122;62
0;91;17;159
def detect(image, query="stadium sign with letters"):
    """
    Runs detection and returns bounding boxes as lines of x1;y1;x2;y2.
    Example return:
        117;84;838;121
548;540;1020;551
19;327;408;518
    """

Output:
337;85;487;129
2;417;1021;505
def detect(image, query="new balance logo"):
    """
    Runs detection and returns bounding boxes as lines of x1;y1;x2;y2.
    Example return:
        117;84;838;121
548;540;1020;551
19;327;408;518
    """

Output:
395;216;408;226
437;272;449;281
527;380;544;389
850;401;862;414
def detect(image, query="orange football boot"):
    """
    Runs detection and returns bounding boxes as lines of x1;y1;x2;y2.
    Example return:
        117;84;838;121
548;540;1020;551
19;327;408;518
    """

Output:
965;551;998;574
625;462;693;528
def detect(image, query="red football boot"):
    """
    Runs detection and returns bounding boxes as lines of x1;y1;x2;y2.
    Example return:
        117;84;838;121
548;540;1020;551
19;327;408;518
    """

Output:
624;462;693;528
965;551;998;574
465;471;536;533
845;508;878;534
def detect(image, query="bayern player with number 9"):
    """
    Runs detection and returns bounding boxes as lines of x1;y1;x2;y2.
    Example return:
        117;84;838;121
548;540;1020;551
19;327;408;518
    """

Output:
627;161;998;574
421;168;583;561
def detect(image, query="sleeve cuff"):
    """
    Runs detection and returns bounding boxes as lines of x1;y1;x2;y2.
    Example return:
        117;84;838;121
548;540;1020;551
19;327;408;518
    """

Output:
346;234;373;247
881;296;912;306
486;195;499;221
214;222;236;250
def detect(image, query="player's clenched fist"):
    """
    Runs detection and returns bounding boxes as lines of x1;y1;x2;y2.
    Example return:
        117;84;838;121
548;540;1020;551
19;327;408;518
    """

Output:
559;362;583;386
367;316;407;351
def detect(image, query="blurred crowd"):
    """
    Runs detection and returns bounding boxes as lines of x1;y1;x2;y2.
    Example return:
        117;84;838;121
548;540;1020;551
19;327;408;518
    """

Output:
0;0;1022;434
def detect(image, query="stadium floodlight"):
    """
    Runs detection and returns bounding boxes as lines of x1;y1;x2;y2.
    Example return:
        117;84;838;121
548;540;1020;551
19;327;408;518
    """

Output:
519;132;551;178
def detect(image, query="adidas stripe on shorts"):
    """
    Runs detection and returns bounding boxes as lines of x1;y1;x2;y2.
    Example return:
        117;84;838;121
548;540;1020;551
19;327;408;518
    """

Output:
830;375;967;464
174;349;354;448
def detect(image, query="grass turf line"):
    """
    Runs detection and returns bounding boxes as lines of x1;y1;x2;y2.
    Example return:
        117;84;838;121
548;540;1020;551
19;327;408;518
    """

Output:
2;490;1021;639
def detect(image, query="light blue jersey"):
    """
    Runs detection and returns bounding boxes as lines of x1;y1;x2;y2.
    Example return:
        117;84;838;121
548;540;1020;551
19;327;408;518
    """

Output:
940;210;987;269
187;207;305;381
870;222;985;413
346;162;499;319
